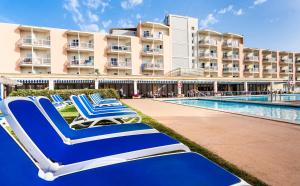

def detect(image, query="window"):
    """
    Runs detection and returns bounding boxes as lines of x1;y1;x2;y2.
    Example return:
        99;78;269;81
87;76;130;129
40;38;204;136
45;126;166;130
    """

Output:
143;30;150;37
111;58;118;66
72;39;79;46
191;26;195;30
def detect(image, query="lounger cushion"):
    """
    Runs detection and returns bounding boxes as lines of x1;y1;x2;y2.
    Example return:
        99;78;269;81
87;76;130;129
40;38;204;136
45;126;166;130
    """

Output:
0;127;243;186
38;97;152;140
8;99;180;165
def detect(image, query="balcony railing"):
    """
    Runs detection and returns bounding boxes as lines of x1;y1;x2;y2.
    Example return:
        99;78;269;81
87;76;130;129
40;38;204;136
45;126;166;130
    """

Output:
68;59;94;67
142;48;163;55
263;69;277;73
280;69;293;73
107;61;132;69
20;57;51;66
223;42;239;48
204;66;218;72
199;39;217;46
20;38;51;47
67;42;94;50
263;57;277;62
108;45;131;52
142;62;164;70
281;58;293;63
142;33;163;40
244;56;259;61
223;55;239;60
223;67;239;72
199;53;217;59
296;58;300;64
244;68;259;73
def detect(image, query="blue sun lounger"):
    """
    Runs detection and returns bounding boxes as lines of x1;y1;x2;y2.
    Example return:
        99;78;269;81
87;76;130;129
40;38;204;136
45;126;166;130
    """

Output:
70;95;142;127
78;94;129;113
50;95;65;109
0;97;190;179
34;96;158;143
89;93;121;106
0;125;247;185
55;94;72;105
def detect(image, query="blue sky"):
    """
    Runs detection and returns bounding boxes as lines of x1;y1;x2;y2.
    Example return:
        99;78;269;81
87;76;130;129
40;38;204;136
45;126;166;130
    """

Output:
0;0;299;51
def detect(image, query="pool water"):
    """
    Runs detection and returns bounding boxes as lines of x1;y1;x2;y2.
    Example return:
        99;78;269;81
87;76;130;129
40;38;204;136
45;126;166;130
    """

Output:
165;99;300;124
217;94;300;102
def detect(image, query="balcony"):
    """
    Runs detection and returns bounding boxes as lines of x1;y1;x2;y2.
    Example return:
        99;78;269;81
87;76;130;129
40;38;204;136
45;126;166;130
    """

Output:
198;53;217;59
204;66;218;72
223;67;239;73
223;41;239;48
67;42;94;51
19;57;51;67
199;39;217;46
280;69;293;74
263;57;277;63
263;69;277;74
19;38;51;49
67;59;94;68
296;58;300;65
142;33;163;41
244;56;259;62
244;68;259;73
107;45;131;53
280;57;293;64
142;62;164;71
141;48;163;56
106;61;132;69
223;55;239;61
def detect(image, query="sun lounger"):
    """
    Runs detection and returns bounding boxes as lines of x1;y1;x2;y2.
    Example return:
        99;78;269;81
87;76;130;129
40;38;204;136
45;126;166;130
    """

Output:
70;95;142;127
0;122;247;185
34;96;158;143
0;97;189;179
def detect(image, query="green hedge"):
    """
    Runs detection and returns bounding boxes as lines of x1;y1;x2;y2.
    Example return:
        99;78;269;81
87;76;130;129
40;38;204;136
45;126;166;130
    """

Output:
9;89;120;100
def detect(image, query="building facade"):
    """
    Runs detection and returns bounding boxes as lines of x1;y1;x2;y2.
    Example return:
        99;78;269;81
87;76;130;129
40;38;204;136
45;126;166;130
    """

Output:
0;14;299;98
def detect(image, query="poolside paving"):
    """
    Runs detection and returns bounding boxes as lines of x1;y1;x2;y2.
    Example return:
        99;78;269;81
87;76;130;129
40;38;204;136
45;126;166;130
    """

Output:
123;99;300;186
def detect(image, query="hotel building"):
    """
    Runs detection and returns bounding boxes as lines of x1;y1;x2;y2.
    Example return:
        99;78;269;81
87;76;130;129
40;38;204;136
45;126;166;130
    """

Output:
0;14;299;98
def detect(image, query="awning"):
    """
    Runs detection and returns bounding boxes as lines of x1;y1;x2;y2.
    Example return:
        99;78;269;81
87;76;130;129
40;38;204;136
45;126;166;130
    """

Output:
137;80;177;84
181;80;214;84
54;80;94;83
17;79;48;84
98;80;133;84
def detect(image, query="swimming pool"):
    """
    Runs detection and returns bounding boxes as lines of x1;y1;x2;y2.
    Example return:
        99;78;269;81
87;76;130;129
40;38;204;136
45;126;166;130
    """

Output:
165;99;300;124
217;94;300;102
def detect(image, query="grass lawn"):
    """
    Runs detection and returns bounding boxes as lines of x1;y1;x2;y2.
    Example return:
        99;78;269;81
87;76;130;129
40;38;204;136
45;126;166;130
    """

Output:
60;105;268;186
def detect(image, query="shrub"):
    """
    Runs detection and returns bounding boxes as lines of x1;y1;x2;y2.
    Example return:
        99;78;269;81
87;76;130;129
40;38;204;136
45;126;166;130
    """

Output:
9;89;120;99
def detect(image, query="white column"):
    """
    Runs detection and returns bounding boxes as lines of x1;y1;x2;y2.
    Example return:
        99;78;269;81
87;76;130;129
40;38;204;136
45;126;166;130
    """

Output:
0;83;4;99
49;80;54;90
270;81;274;92
133;80;138;95
177;81;182;95
95;80;99;89
214;81;218;93
244;82;248;93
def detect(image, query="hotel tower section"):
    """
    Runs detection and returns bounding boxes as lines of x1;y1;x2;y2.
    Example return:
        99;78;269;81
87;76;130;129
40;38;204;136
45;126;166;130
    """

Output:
0;14;298;98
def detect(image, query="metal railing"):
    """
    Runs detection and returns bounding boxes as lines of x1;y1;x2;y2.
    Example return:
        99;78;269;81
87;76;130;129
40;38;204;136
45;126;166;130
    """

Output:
142;62;164;70
223;67;239;72
68;42;94;50
20;57;51;65
263;57;277;62
107;61;132;68
199;53;217;59
21;38;51;47
69;59;94;66
143;48;163;55
223;42;239;48
143;33;163;40
108;45;131;52
223;55;239;60
244;56;259;61
244;68;259;73
199;39;217;46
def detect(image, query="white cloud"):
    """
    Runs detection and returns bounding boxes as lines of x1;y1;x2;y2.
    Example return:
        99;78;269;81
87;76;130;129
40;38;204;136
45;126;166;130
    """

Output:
102;19;112;28
64;0;111;32
87;11;99;22
254;0;267;6
79;23;100;32
218;5;233;14
84;0;110;13
121;0;143;9
118;19;135;28
200;14;218;28
0;16;14;23
63;0;83;23
234;9;244;16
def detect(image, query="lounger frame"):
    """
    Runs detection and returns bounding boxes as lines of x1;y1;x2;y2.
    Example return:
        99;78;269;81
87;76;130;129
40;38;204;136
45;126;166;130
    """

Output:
0;97;190;181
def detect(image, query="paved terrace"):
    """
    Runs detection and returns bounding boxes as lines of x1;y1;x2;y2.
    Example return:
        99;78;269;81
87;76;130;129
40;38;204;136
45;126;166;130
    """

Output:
123;99;300;186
